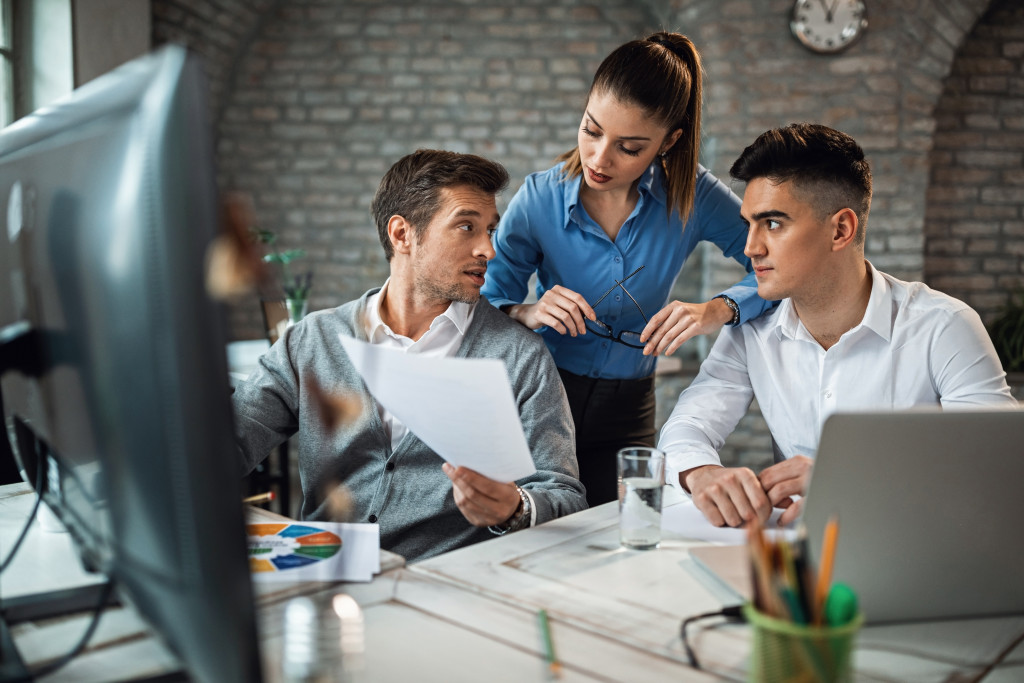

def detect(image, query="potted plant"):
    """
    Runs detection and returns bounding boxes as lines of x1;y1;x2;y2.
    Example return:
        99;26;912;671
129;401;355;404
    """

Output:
253;229;314;341
989;289;1024;374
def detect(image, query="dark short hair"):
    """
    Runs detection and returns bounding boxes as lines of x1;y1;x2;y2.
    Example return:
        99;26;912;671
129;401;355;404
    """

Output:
729;123;873;243
371;149;510;261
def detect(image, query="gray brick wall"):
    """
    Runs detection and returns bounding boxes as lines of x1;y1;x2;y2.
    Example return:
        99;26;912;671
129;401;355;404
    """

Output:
156;0;659;338
926;0;1024;325
150;0;1021;469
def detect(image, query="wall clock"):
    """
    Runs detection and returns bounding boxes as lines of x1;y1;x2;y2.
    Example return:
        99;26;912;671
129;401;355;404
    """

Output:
790;0;868;54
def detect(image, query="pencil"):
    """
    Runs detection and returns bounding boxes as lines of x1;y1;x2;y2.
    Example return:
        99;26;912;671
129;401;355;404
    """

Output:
243;491;276;505
537;608;561;679
814;515;839;624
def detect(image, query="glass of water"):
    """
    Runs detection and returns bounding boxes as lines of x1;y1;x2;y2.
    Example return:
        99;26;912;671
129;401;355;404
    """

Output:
617;447;666;550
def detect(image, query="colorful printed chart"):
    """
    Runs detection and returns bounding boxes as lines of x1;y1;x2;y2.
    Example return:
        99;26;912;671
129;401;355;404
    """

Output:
247;523;342;573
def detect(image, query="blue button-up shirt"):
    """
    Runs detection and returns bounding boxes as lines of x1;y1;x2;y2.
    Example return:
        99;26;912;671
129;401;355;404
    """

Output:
482;161;771;380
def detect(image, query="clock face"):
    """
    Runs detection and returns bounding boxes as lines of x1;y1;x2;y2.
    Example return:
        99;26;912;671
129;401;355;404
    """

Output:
790;0;868;54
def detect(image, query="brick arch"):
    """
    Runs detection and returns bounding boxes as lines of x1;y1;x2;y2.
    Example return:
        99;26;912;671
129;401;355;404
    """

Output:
925;0;1024;325
152;0;284;125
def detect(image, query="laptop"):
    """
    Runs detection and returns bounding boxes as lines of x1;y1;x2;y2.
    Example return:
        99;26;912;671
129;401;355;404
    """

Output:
691;408;1024;624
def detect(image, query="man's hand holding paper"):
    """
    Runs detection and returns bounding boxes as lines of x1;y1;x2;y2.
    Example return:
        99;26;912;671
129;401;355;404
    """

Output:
442;463;521;527
338;334;537;481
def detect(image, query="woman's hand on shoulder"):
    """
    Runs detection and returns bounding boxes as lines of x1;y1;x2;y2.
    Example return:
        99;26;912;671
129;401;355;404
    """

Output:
640;298;733;356
507;285;596;336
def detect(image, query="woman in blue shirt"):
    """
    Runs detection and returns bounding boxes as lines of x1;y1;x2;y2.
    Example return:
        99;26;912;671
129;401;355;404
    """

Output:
482;32;771;505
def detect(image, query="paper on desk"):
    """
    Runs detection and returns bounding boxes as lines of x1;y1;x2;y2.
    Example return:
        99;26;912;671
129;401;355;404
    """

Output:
662;499;793;544
339;334;537;482
247;521;380;583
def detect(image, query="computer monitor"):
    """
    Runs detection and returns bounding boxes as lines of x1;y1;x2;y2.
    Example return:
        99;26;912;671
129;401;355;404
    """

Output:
0;45;263;682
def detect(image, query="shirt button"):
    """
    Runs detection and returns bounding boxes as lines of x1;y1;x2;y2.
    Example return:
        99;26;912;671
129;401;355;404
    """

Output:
614;256;621;263
386;461;395;471
615;294;621;301
368;514;378;523
824;390;833;399
602;342;608;348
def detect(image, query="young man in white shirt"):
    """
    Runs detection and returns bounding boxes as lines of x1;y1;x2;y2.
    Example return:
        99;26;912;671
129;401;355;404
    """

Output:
658;123;1017;529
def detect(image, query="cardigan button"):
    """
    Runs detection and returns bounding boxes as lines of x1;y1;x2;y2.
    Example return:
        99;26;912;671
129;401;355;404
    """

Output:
368;514;377;523
386;461;395;471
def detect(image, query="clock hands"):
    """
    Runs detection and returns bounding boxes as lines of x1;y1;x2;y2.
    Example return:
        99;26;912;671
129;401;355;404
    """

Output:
817;0;840;22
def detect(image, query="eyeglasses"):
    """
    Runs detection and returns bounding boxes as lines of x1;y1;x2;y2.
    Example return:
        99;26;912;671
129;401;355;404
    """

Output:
585;265;648;349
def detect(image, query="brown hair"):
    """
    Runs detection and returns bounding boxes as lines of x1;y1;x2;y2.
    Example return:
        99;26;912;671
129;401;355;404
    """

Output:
371;149;509;261
557;32;704;222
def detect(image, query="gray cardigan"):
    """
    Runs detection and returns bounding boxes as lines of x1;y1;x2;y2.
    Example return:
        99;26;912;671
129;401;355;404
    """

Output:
232;290;586;562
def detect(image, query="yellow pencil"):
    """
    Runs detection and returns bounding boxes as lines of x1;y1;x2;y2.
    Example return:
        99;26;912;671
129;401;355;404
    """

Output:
814;515;839;624
243;491;275;505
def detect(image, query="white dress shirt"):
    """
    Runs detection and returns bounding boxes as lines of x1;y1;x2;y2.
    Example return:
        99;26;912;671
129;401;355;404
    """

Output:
658;262;1017;491
365;280;476;450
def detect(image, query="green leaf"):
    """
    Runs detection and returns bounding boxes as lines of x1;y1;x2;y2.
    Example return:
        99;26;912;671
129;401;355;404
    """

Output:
988;288;1024;372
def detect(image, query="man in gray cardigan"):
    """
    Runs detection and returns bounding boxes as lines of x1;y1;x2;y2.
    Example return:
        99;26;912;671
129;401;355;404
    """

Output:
233;150;586;562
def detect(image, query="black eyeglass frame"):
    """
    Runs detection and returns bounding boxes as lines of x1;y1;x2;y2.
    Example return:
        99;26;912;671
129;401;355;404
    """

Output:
585;265;649;349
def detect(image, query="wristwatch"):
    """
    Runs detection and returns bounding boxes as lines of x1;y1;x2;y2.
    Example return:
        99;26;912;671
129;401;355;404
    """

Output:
718;295;741;326
495;485;531;534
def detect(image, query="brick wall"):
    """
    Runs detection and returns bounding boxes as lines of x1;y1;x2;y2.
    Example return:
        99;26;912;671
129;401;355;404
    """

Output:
150;0;1017;335
150;0;1022;468
676;0;995;299
152;0;279;121
155;0;661;338
925;0;1024;325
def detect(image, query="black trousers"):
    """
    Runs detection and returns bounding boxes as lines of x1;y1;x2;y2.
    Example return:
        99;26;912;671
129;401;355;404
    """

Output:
557;368;657;506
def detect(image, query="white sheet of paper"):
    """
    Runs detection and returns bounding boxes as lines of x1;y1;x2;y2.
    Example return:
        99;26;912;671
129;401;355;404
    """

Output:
339;334;537;482
662;499;792;544
248;521;381;583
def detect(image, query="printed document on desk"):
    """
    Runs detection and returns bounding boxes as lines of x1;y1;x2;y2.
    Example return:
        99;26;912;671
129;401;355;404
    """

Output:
339;335;537;482
663;500;790;544
248;521;381;582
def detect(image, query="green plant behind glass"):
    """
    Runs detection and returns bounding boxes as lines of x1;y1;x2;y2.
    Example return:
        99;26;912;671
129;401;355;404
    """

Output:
253;228;313;300
989;289;1024;373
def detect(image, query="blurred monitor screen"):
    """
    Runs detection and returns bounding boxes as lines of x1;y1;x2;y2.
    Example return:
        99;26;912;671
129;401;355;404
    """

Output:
0;45;262;683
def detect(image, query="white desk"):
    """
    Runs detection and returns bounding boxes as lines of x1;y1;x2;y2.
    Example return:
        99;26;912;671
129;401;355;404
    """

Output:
3;482;1023;681
226;338;270;386
410;491;1024;681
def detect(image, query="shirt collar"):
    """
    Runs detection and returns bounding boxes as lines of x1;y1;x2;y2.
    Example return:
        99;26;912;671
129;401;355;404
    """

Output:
560;160;666;229
857;261;894;342
366;278;476;341
774;260;892;343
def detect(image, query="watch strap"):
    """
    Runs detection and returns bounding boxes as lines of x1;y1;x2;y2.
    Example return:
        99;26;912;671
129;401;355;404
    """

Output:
717;295;741;326
489;485;531;535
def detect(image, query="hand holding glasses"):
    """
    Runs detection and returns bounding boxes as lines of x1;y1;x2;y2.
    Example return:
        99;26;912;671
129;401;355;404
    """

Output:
509;262;736;356
584;265;649;350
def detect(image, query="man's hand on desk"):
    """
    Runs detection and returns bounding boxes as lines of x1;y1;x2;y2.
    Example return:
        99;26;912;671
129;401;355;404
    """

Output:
682;456;815;528
683;465;773;528
758;455;813;527
442;463;521;527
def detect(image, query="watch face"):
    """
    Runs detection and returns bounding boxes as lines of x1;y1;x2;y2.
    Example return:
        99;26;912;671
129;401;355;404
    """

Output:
790;0;868;54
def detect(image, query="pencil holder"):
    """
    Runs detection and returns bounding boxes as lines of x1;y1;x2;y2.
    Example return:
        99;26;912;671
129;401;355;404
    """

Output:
744;603;862;682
